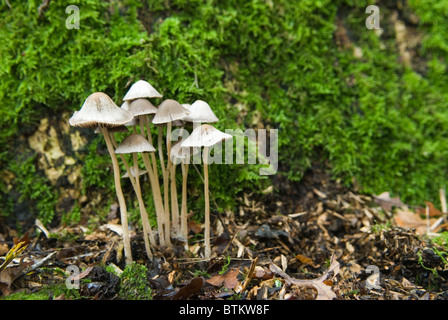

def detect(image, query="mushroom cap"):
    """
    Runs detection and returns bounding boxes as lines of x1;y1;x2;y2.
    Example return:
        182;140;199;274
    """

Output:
182;100;219;123
115;133;156;154
170;140;200;164
122;167;147;178
123;80;163;101
69;92;133;128
121;98;158;117
181;124;232;148
152;99;190;124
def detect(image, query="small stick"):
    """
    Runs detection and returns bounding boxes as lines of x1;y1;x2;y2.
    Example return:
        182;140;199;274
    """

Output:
239;256;259;293
440;188;447;222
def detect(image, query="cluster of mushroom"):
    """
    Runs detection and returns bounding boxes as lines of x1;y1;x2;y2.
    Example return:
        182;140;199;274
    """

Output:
69;80;232;264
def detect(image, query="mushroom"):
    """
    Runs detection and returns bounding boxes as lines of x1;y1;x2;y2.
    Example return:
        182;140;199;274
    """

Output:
181;124;232;259
122;80;163;101
122;167;147;179
121;98;166;246
182;100;219;125
121;80;166;245
170;134;200;241
152;99;190;245
115;133;158;259
69;92;134;265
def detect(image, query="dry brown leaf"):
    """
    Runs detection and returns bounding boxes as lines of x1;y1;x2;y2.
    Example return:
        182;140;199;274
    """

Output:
416;202;442;217
252;266;273;280
188;220;202;234
172;277;205;300
394;209;436;235
295;254;315;267
0;243;9;256
206;267;240;289
270;254;340;300
373;192;406;211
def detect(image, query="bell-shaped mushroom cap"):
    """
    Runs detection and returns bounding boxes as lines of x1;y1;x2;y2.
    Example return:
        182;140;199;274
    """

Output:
122;167;147;178
121;99;158;117
182;100;219;123
69;92;133;128
123;80;163;101
115;133;156;154
181;124;232;148
170;140;200;164
152;99;190;124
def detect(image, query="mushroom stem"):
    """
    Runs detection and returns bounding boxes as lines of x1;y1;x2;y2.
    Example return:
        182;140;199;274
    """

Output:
180;162;189;241
100;126;133;265
139;115;166;247
170;160;180;233
141;152;166;247
158;126;171;246
203;146;211;259
110;132;156;251
144;116;159;180
164;121;173;246
133;152;155;259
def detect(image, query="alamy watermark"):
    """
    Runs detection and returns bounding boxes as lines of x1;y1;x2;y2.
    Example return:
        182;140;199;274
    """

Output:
65;5;80;29
365;265;381;290
170;127;278;176
66;264;80;289
365;5;380;30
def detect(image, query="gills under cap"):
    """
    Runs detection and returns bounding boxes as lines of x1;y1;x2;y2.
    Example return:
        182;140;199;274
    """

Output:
152;99;190;125
181;124;232;148
69;92;133;128
115;133;156;154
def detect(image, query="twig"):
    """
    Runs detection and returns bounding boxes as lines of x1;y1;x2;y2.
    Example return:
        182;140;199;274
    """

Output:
13;251;57;282
239;256;258;293
440;188;447;222
4;0;11;9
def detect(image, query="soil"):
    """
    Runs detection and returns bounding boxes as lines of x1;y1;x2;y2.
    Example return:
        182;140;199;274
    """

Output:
1;164;447;301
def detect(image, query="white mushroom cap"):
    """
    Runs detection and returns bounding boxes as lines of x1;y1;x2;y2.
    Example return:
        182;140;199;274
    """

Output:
69;92;133;128
152;99;190;124
181;124;232;148
182;100;219;123
115;133;156;154
123;80;163;101
121;98;158;117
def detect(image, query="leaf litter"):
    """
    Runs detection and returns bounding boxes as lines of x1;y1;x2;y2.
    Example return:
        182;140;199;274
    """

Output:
1;167;448;300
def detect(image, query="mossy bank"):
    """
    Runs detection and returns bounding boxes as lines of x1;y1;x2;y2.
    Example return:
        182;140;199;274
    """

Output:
1;0;448;228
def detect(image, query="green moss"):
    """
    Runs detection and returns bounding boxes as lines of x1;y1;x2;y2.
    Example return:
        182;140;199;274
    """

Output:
119;262;152;300
1;0;448;226
0;283;81;300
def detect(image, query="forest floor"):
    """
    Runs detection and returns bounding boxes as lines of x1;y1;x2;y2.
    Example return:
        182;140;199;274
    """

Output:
1;166;448;301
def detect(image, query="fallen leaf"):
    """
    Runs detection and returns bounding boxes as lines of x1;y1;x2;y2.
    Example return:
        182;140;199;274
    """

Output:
206;267;240;289
373;192;405;211
394;209;436;235
72;266;94;282
0;233;30;273
253;266;273;280
188;220;202;234
0;243;9;256
416;202;442;217
172;277;205;300
295;254;315;267
270;254;340;300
